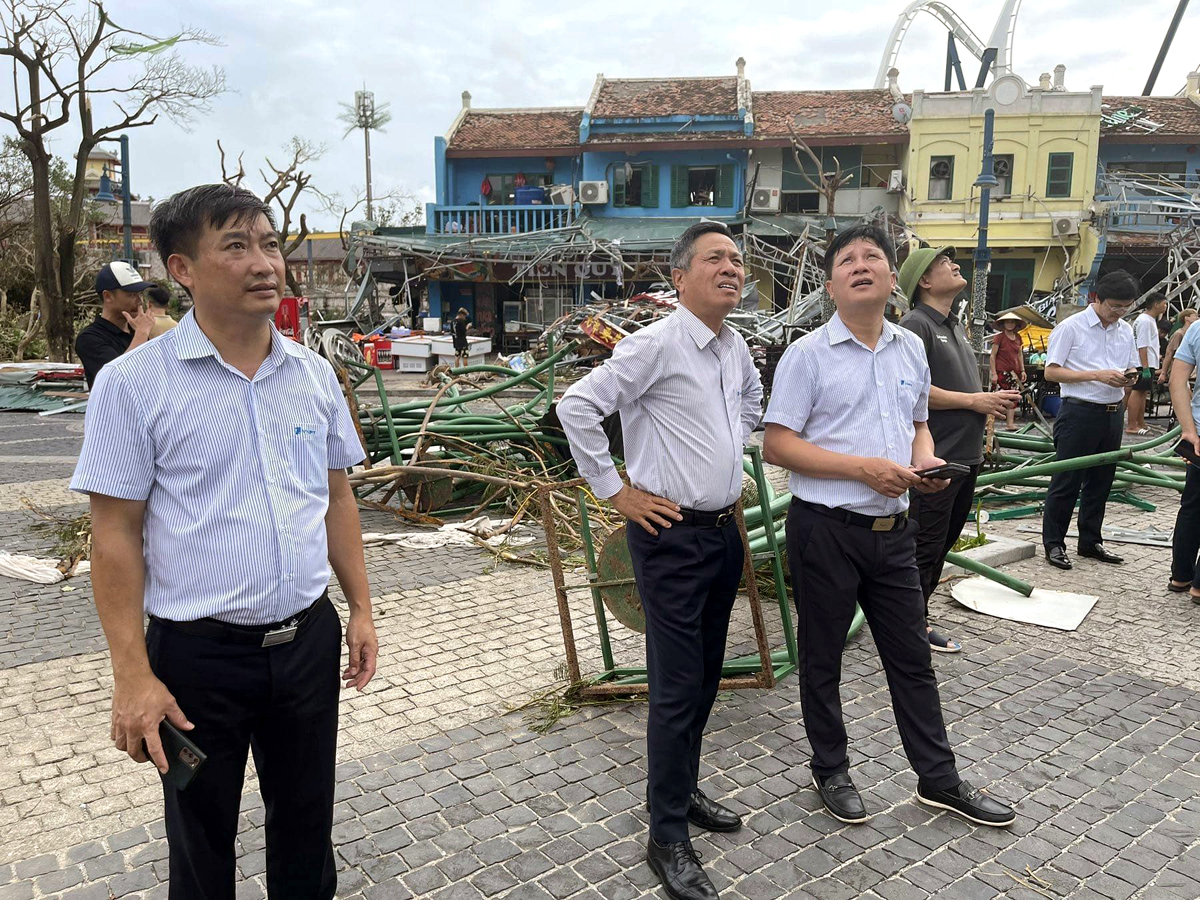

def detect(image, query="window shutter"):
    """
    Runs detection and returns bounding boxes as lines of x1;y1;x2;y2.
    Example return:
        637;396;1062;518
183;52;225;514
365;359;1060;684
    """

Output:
716;164;735;207
612;167;626;207
641;165;659;208
670;165;688;208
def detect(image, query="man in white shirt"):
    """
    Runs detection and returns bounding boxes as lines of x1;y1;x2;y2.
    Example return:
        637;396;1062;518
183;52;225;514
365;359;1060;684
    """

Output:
558;222;762;900
1127;292;1167;435
1041;271;1141;569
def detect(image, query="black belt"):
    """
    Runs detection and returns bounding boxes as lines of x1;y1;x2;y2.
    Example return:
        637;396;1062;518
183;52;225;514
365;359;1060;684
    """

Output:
149;592;329;648
793;498;908;532
1062;398;1121;413
675;504;737;527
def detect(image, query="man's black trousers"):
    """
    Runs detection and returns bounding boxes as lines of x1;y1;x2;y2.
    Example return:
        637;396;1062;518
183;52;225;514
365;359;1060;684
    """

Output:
785;501;960;792
626;519;743;844
146;597;341;900
908;464;981;612
1172;463;1200;586
1042;399;1123;550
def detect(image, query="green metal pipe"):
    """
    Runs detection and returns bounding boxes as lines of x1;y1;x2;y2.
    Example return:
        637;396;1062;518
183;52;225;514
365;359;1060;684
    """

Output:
943;551;1034;596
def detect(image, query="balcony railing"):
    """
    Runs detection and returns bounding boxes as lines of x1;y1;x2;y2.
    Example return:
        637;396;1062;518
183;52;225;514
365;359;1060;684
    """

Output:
427;203;576;236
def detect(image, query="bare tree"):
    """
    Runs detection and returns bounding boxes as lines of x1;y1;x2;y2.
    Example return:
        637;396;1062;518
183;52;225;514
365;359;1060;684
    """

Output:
219;136;326;296
325;188;422;252
0;0;225;360
787;123;854;218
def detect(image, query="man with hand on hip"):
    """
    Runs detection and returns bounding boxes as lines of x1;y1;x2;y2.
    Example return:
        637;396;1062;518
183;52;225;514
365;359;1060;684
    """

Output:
1041;271;1140;570
558;221;762;900
763;224;1016;831
71;183;377;899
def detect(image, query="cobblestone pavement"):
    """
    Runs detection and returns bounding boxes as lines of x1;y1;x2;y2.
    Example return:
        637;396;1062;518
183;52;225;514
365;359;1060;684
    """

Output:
0;410;1198;899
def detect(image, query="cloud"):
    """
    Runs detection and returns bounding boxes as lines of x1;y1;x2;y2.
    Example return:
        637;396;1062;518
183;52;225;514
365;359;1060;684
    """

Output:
47;0;1198;228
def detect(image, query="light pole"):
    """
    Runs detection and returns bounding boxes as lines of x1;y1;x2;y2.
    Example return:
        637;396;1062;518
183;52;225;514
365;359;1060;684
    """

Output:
338;88;392;222
96;135;134;263
971;108;999;364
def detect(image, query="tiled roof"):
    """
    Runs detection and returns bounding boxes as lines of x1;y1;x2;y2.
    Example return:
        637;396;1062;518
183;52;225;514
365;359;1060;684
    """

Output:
592;77;739;118
1101;96;1200;138
449;109;582;151
585;129;745;145
752;90;907;139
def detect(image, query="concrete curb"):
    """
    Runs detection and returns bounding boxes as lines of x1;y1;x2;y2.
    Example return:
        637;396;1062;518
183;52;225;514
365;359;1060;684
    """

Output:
941;534;1037;578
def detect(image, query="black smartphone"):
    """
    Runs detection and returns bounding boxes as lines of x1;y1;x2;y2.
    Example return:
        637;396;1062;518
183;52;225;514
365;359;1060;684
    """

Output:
1176;440;1200;466
144;721;207;791
1124;368;1140;383
915;462;972;480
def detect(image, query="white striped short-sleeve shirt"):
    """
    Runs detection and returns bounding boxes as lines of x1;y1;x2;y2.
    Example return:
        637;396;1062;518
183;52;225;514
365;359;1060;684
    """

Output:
557;304;763;511
1047;305;1139;404
764;313;931;516
70;310;365;625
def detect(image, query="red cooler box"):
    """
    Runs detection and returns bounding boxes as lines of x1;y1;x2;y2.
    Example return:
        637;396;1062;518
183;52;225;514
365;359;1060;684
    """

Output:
274;296;308;341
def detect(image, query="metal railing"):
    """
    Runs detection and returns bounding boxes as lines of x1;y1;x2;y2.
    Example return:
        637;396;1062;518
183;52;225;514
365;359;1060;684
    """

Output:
427;204;576;236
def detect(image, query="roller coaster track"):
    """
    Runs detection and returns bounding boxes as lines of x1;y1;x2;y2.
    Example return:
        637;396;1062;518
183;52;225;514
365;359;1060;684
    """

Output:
874;0;1023;89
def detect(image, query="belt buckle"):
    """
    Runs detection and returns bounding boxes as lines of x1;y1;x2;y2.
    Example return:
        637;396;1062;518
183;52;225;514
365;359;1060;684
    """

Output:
871;516;895;532
262;624;298;647
715;509;734;527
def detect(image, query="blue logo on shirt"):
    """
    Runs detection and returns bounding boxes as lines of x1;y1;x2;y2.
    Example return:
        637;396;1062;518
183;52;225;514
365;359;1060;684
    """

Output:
294;426;316;436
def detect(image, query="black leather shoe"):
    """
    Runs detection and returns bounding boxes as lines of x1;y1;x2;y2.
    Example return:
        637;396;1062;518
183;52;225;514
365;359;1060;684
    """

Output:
1045;546;1072;570
916;780;1016;827
688;789;742;833
812;772;870;824
1078;543;1123;564
646;837;719;900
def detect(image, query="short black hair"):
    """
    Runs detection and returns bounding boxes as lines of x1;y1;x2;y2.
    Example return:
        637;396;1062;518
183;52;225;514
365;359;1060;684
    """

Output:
1094;270;1139;303
669;221;737;272
146;285;171;308
1145;291;1168;310
824;223;897;279
149;184;276;269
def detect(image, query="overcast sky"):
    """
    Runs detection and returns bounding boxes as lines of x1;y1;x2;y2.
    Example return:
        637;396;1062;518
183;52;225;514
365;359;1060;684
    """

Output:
22;0;1200;228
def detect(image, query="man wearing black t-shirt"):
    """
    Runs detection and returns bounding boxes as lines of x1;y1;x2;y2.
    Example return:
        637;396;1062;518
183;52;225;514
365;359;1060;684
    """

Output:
898;247;1019;653
75;261;157;388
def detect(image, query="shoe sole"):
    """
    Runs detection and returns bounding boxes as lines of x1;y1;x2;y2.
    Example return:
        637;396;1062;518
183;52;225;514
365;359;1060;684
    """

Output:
929;642;962;654
915;792;1016;827
812;774;871;824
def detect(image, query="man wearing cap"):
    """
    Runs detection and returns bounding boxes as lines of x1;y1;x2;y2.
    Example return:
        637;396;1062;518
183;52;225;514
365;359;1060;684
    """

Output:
897;247;1019;653
1041;270;1141;570
75;261;158;388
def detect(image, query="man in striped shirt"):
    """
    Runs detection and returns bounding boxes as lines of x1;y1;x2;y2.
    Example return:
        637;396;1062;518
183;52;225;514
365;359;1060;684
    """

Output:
558;222;762;900
763;224;1015;830
71;184;377;899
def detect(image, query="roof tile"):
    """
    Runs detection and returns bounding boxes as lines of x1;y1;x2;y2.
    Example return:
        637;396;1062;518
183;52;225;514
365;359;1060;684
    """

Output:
593;77;739;118
449;109;582;151
1101;96;1200;138
752;90;906;138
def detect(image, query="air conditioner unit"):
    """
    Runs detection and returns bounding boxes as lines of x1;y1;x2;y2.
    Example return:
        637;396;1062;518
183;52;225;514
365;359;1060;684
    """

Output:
547;184;575;206
750;187;780;211
887;169;905;193
1053;216;1080;237
579;181;608;204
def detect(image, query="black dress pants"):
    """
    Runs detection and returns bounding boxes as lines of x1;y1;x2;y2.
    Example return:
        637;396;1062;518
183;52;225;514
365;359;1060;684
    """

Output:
908;464;981;613
146;598;342;900
1172;463;1200;585
1041;400;1123;551
626;520;743;844
785;502;960;792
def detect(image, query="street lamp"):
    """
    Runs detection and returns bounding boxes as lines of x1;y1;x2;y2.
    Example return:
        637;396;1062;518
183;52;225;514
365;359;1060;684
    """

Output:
970;108;998;361
95;135;134;263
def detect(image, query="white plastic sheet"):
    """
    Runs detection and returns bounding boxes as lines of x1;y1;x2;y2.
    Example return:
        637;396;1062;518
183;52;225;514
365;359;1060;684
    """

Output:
950;576;1098;631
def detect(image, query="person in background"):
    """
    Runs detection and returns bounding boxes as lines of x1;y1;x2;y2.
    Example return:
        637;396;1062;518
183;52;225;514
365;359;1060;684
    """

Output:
1041;271;1140;570
1159;308;1198;386
990;312;1028;431
75;261;158;388
146;285;179;338
1168;311;1200;602
1127;293;1168;435
452;307;470;367
897;246;1019;655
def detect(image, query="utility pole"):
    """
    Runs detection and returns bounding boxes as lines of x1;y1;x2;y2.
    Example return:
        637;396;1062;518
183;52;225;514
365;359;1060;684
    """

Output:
971;108;999;367
339;88;392;223
119;135;133;263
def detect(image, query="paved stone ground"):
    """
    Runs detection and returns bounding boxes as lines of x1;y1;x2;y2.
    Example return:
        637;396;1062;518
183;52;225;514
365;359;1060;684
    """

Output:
0;409;1198;899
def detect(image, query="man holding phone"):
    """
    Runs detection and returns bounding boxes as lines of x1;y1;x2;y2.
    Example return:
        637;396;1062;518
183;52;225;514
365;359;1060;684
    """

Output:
763;224;1015;830
1166;315;1200;600
897;246;1020;653
71;184;377;899
1041;271;1141;569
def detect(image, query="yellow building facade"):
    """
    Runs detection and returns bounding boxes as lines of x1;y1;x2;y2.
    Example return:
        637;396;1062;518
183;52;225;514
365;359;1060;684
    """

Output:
901;75;1103;310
